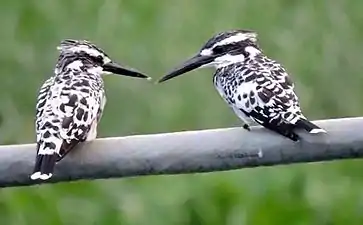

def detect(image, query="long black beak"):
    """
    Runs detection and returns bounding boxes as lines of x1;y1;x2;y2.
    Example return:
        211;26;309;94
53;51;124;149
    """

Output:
158;54;215;83
103;62;150;79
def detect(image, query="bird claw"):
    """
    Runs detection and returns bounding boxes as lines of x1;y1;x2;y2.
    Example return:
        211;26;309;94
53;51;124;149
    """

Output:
243;124;251;131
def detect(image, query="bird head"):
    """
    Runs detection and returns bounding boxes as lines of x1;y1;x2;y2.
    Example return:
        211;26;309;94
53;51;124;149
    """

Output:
57;39;150;79
158;29;261;83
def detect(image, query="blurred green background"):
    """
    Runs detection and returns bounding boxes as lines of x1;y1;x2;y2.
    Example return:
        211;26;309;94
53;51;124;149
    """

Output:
1;0;363;224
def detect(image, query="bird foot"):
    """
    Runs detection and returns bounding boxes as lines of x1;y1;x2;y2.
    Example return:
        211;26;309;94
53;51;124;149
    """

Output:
243;124;251;131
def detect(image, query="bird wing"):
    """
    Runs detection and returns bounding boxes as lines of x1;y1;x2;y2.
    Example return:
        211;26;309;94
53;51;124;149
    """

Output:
35;76;104;161
232;70;303;126
57;86;103;160
269;62;301;109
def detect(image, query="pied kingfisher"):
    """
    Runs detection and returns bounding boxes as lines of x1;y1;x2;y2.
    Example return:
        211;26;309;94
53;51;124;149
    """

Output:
31;39;150;181
158;29;326;141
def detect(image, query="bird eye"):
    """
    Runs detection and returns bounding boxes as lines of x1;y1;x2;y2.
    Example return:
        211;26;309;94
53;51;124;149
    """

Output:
213;46;224;54
96;55;103;61
93;55;104;64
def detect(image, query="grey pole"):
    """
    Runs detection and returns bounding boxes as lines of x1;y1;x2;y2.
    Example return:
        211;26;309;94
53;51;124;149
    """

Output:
1;117;362;188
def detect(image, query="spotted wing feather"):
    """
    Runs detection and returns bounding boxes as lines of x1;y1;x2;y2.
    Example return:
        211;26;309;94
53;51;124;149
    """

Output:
57;80;104;160
231;68;324;140
214;63;323;141
233;71;302;125
31;73;104;180
269;62;301;110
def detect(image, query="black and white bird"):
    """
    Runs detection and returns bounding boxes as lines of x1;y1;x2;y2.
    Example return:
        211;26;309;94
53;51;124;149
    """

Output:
31;39;150;180
158;29;326;141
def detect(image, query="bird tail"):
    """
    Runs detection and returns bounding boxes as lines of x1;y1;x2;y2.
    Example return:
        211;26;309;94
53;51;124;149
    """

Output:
260;121;300;142
30;143;58;181
295;118;326;134
274;123;300;141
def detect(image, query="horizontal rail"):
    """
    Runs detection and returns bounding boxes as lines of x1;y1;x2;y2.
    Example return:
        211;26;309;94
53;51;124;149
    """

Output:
1;117;362;188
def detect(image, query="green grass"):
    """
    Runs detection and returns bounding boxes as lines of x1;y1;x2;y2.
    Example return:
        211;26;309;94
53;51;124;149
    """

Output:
1;0;363;224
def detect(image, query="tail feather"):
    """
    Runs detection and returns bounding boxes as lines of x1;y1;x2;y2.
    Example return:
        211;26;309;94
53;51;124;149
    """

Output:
30;153;57;180
56;139;80;162
272;122;300;142
261;121;300;142
31;138;81;181
295;118;326;134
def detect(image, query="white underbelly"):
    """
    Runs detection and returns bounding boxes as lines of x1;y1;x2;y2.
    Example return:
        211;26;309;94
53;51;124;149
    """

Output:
231;105;256;125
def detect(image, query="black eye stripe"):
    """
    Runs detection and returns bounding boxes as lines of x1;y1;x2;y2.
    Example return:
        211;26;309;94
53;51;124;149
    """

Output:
213;46;225;54
77;51;104;65
213;43;239;54
91;55;104;64
58;39;111;65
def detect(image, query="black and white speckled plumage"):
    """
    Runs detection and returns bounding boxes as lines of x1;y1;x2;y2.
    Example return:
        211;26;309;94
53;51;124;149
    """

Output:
213;53;305;139
31;41;107;181
159;29;326;141
31;39;149;181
